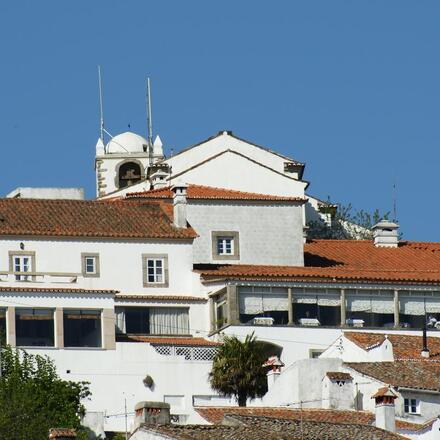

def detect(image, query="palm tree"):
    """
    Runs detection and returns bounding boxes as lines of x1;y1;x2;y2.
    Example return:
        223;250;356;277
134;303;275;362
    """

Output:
209;333;268;407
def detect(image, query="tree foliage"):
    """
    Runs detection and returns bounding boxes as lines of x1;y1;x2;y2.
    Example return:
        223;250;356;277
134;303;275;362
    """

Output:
308;202;391;240
0;345;90;440
209;333;268;407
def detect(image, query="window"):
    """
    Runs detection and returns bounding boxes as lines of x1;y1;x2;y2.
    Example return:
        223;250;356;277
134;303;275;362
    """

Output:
217;237;233;255
142;254;169;287
16;308;54;347
64;309;102;347
148;259;164;283
404;398;420;415
115;307;189;335
309;349;324;359
9;252;35;281
293;288;341;327
0;309;6;346
81;253;100;277
346;290;394;328
211;231;240;260
238;286;288;325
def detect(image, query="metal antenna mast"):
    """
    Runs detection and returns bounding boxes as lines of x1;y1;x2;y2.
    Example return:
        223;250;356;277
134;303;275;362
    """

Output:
98;66;105;142
146;77;153;146
392;177;398;221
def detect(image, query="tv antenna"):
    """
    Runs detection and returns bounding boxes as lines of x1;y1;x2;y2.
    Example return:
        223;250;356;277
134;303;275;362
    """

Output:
98;65;105;142
146;78;154;159
392;177;398;222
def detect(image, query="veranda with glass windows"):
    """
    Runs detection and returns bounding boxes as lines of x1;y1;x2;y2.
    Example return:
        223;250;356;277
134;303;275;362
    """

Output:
213;284;440;331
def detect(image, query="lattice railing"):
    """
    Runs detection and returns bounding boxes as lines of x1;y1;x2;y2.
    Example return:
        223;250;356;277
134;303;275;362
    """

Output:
153;345;217;361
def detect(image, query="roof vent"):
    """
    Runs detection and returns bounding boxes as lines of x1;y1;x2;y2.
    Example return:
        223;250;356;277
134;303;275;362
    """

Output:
372;220;399;248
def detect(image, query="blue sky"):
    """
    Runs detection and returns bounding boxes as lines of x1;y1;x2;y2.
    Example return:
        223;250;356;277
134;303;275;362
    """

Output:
0;1;438;240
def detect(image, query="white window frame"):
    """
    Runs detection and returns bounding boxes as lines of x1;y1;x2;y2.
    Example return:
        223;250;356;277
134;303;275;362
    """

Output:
404;398;420;415
9;251;35;282
217;237;234;255
147;258;164;284
142;254;169;288
81;253;100;278
211;231;240;260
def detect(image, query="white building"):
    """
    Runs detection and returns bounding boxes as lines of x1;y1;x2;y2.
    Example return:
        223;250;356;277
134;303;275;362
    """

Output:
1;128;440;437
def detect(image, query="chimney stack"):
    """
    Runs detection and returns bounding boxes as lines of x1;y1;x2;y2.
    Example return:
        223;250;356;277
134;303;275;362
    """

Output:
171;182;188;228
263;356;284;390
150;169;169;189
133;401;171;431
422;325;430;358
372;386;397;433
372;220;399;248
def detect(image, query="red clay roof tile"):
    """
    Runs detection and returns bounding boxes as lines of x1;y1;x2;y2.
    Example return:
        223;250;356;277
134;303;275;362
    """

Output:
345;361;440;391
118;336;220;346
115;294;207;302
197;240;440;284
126;184;307;203
194;407;419;432
344;332;440;359
0;198;196;239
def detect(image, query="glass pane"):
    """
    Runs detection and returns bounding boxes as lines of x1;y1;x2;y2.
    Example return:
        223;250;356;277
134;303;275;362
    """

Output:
125;307;150;334
16;308;54;347
64;309;101;347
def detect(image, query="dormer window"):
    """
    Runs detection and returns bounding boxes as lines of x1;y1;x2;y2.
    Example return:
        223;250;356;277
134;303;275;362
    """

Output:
404;398;420;415
212;231;240;260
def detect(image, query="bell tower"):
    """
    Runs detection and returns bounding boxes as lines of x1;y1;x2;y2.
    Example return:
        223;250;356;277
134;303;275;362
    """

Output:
95;131;164;198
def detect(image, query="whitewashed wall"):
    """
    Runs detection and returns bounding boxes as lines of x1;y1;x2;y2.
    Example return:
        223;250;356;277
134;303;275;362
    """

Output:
168;150;306;197
166;132;303;182
0;237;197;296
26;342;217;433
187;201;304;266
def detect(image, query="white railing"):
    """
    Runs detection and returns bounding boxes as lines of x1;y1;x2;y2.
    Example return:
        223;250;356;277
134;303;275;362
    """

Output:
153;345;217;361
0;272;79;284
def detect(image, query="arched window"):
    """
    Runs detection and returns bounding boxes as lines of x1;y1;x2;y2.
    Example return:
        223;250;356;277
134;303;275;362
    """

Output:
118;161;142;188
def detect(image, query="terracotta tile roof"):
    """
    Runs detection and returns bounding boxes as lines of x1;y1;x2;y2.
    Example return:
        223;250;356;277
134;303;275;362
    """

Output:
345;360;440;391
142;413;406;439
344;332;440;359
0;286;116;294
194;407;419;431
372;386;397;399
117;335;220;346
48;428;76;438
197;240;440;285
115;294;206;302
125;184;307;203
326;372;353;381
0;198;196;239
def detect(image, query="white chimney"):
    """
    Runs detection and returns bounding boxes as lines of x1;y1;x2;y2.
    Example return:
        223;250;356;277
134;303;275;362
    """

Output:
372;386;397;433
372;220;399;248
133;401;170;431
150;169;169;189
171;182;188;228
263;356;284;391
